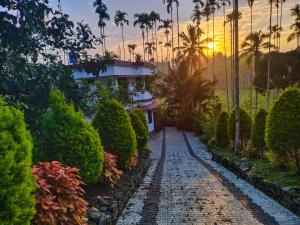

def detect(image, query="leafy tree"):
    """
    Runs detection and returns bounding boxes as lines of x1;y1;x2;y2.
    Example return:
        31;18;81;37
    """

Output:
266;88;300;174
216;112;229;147
251;109;268;156
114;10;129;60
92;98;137;168
35;91;104;183
228;108;252;149
130;108;149;152
0;98;36;225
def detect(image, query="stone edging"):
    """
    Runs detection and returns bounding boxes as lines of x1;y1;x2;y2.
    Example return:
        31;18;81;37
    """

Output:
140;128;166;225
88;154;151;225
212;152;300;217
182;132;279;225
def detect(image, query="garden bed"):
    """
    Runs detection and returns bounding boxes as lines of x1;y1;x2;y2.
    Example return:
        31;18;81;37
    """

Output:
212;150;300;217
85;152;151;225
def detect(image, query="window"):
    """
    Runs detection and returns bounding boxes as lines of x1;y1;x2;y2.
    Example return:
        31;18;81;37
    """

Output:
147;110;153;124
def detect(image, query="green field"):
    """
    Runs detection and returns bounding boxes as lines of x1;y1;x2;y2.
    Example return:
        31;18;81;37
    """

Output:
216;89;279;115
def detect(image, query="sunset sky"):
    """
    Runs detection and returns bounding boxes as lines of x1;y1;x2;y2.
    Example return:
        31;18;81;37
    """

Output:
49;0;298;58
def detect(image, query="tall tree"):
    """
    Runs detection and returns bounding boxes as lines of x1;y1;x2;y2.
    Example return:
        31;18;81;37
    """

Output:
279;0;286;50
163;0;175;60
222;0;231;113
208;0;221;81
93;0;110;53
175;25;209;72
287;4;300;47
240;31;273;113
114;10;129;61
174;0;180;48
248;0;254;115
149;11;161;64
202;3;211;77
159;41;164;71
267;0;274;110
134;13;147;61
233;0;240;153
158;19;172;60
145;42;156;62
128;44;137;61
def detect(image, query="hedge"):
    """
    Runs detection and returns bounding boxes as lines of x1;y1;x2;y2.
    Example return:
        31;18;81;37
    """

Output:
216;112;229;147
92;98;137;168
35;91;104;183
251;109;268;156
228;108;252;148
266;88;300;174
0;98;36;225
130;108;148;152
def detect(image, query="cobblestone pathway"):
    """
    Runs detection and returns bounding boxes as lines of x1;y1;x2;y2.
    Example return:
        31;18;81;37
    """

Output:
117;127;300;225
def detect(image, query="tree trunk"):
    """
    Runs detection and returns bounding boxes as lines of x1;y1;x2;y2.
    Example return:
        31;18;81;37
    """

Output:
121;25;125;61
177;5;180;48
250;6;253;116
161;43;164;72
212;12;215;81
223;5;230;113
279;0;283;50
294;149;300;175
142;29;146;61
146;28;150;62
234;0;240;153
267;1;273;110
155;22;159;66
171;6;175;61
230;21;234;109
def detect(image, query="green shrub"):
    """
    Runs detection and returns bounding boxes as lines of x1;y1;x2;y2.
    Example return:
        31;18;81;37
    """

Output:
200;118;217;145
154;104;167;132
130;108;148;152
92;99;137;168
228;108;252;149
266;88;300;174
251;109;268;156
0;98;36;224
216;112;229;147
35;91;104;183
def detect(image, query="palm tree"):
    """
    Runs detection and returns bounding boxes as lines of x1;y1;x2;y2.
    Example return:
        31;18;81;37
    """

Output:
175;25;209;72
174;0;180;48
191;4;202;34
134;13;147;61
158;19;172;60
145;42;156;62
149;11;161;64
222;0;231;113
267;0;274;110
288;4;300;47
128;44;137;61
247;0;254;115
114;10;129;61
208;0;221;81
144;14;153;61
240;31;273;114
163;0;175;60
233;0;240;153
103;51;118;62
279;0;286;50
165;41;173;59
93;0;110;53
202;3;211;77
193;0;205;7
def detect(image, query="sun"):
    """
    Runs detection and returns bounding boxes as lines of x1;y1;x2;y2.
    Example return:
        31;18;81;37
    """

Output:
207;42;217;50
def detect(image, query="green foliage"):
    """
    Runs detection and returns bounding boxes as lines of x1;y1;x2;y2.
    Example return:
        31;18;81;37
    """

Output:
228;108;252;148
92;98;137;168
35;91;104;183
216;112;229;148
266;88;300;173
130;108;149;152
251;109;268;153
0;98;36;225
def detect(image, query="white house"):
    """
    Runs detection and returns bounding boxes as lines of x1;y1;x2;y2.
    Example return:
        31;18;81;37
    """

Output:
73;60;158;133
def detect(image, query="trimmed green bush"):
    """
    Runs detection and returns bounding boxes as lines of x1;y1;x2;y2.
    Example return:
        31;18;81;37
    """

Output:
216;112;229;147
228;108;252;148
0;98;36;224
35;91;104;183
130;108;148;152
92;99;137;168
266;88;300;174
251;109;268;156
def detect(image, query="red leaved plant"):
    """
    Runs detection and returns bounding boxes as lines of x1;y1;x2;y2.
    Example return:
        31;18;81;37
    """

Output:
103;151;123;185
32;161;88;225
127;152;138;170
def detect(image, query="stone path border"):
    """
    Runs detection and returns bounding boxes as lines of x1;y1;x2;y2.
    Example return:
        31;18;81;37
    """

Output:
140;128;166;225
182;131;279;225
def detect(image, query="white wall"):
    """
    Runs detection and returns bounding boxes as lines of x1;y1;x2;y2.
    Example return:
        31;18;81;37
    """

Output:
144;110;155;133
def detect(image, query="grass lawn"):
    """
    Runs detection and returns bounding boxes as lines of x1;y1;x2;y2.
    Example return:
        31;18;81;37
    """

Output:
215;147;300;189
216;89;279;114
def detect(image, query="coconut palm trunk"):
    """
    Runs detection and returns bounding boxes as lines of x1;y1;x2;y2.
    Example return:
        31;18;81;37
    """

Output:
223;5;230;112
121;25;125;60
155;22;159;64
212;12;215;81
267;0;273;110
171;5;175;61
142;29;146;61
250;1;253;115
234;0;240;153
176;3;180;47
